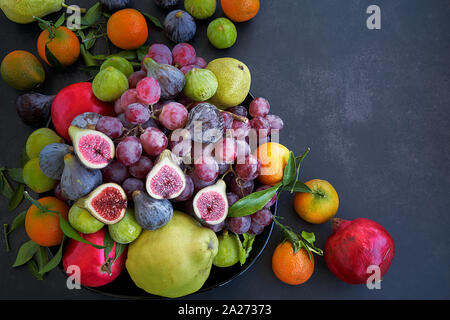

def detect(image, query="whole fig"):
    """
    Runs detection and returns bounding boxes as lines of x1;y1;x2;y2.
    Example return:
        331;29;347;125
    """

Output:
143;57;185;100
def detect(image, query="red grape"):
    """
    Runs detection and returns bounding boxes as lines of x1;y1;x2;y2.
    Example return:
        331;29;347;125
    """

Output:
115;89;142;114
265;114;284;132
222;112;233;130
128;156;153;179
230;176;254;198
101;160;130;184
235;139;251;163
116;136;142;166
159;102;188;130
117;113;134;129
140;127;168;156
128;70;147;89
248;221;265;235
234;154;260;181
148;43;172;65
250;208;273;227
180;65;200;75
172;43;196;67
232;119;251;139
250;116;270;138
136;77;161;105
122;178;144;198
229;106;248;118
125;103;151;125
95;116;123;139
204;221;224;233
249;97;270;118
225;216;251;234
214;137;236;164
194;156;219;183
188;169;215;192
172;174;194;202
194;57;207;68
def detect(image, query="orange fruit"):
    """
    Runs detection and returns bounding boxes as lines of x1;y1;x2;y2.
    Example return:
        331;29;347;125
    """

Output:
0;50;45;90
37;26;80;67
254;142;290;186
294;179;339;224
25;196;69;247
221;0;260;22
107;9;148;50
272;241;314;285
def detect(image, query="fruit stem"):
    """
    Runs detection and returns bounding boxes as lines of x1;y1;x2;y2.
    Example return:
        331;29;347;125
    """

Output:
100;258;113;276
220;111;248;123
23;191;60;216
3;224;10;252
62;2;87;13
220;164;235;180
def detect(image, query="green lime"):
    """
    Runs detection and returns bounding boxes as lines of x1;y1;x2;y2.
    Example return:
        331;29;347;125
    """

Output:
213;230;240;268
25;128;63;159
22;158;58;193
185;0;216;20
108;208;142;244
68;202;104;234
92;66;129;102
207;17;237;49
100;56;134;78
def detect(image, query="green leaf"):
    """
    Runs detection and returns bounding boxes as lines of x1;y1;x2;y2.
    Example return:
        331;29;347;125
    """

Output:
8;211;27;235
240;233;256;266
39;238;64;275
282;151;296;186
282;181;312;193
59;216;105;250
45;44;65;69
0;171;13;200
141;12;163;29
228;183;281;217
93;51;137;61
83;29;96;50
36;246;49;274
54;12;66;27
290;147;310;193
113;243;127;263
12;240;40;267
301;231;315;245
27;260;43;280
3;224;10;252
81;2;102;26
80;45;99;68
103;231;114;261
6;168;24;184
236;233;246;266
136;45;149;61
8;183;24;211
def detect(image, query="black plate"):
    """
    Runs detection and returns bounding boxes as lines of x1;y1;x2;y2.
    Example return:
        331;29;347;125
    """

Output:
52;93;277;299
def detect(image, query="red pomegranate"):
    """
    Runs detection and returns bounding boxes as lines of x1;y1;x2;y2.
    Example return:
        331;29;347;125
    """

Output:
324;218;395;284
51;82;115;141
62;228;127;287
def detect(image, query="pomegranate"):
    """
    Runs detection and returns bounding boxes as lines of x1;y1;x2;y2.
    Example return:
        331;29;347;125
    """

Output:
51;82;115;141
62;228;127;287
324;218;395;284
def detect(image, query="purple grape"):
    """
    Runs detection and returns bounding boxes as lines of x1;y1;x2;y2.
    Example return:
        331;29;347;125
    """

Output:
248;221;265;235
249;97;270;118
229;106;247;118
128;156;153;179
218;162;229;175
265;114;284;132
250;116;270;138
125;103;151;125
172;175;194;202
194;156;219;183
221;112;233;130
188;170;215;192
250;208;273;227
234;154;260;181
95;116;123;139
101;160;130;184
117;113;134;129
140;127;168;157
116;136;142;166
204;221;224;233
230;176;254;198
226;216;251;234
232;119;251;139
122;178;144;198
226;192;239;207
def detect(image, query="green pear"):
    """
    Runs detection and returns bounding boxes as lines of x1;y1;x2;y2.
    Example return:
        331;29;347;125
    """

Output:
1;0;63;24
126;211;218;298
206;57;251;109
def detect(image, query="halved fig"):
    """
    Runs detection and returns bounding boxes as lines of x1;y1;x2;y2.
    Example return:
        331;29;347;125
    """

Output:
81;183;127;225
193;179;228;225
145;149;186;199
69;125;115;169
132;190;173;231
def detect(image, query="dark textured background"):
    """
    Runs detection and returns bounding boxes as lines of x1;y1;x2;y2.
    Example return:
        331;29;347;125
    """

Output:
0;0;449;300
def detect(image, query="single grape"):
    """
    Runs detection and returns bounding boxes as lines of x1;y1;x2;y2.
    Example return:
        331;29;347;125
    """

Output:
194;57;207;68
248;221;265;235
177;95;194;107
125;103;151;125
172;174;194;202
255;185;277;208
116;136;142;166
204;221;225;233
250;208;273;227
172;43;196;67
194;156;219;182
230;176;254;198
117;113;134;129
265;114;284;132
188;169;215;192
180;64;201;75
225;216;251;234
250;116;270;138
234;154;261;181
128;156;153;179
226;192;239;207
229;106;247;118
122;177;144;198
141;117;162;130
147;43;173;66
114;89;141;114
140;127;168;156
214;137;236;164
218;162;229;175
235;139;251;163
249;97;270;118
159;102;188;130
221;112;233;130
128;70;147;89
232;119;251;139
95;116;123;139
101;160;130;184
136;77;161;105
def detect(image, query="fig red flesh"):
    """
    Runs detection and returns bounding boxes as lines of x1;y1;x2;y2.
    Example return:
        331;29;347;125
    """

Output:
78;134;113;166
91;186;127;222
196;191;226;222
149;165;184;198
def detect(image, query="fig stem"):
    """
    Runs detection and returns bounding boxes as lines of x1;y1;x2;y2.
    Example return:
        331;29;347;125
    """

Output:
220;111;248;123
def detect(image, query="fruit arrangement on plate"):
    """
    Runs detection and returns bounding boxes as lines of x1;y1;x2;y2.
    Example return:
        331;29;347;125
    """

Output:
1;0;395;299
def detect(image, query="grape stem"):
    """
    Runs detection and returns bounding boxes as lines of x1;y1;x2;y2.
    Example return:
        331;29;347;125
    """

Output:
220;111;248;123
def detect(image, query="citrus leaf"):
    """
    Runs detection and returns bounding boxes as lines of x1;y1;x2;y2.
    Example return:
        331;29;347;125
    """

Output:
282;151;296;186
0;171;13;200
54;12;66;27
282;181;312;193
8;183;25;211
290;147;310;193
3;224;10;252
12;240;40;267
27;260;43;280
36;246;49;274
81;2;102;26
8;211;27;234
141;12;162;29
301;231;315;245
39;238;64;275
6;168;24;184
59;216;105;249
228;183;281;217
136;45;149;61
45;44;65;69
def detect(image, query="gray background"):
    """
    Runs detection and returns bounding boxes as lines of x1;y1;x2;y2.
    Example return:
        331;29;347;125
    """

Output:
0;0;449;299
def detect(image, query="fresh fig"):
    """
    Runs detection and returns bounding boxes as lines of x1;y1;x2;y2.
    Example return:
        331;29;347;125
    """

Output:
69;125;115;169
163;10;196;43
71;112;103;130
60;154;103;201
193;179;228;225
38;143;72;180
15;92;54;126
80;183;127;225
143;58;185;100
185;102;224;144
145;149;186;200
132;190;173;230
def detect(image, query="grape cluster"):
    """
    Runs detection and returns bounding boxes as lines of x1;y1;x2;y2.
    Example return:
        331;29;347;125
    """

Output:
95;43;284;237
